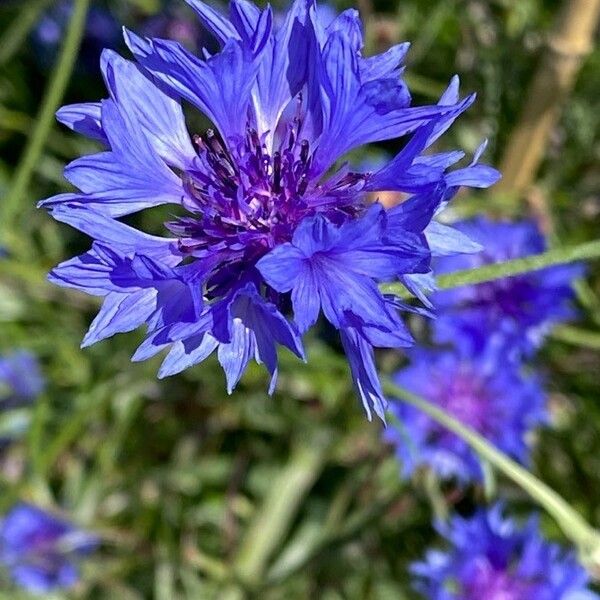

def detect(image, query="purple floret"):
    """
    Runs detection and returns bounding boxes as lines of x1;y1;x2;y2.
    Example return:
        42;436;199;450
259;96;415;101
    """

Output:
40;0;500;419
433;217;583;356
0;351;45;409
385;336;546;482
412;504;599;600
0;504;98;595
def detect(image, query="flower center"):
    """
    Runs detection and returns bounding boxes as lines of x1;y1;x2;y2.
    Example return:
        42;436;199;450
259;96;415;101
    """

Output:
474;276;537;319
166;116;368;289
432;367;495;434
462;564;534;600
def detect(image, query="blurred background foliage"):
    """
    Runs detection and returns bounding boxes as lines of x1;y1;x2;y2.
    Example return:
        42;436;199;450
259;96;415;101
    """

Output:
0;0;599;597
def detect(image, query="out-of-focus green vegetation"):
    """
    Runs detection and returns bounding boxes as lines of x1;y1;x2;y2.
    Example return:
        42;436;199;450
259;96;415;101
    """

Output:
0;0;599;597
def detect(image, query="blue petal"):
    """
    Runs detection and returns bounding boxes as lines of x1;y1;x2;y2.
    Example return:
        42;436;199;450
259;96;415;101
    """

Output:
310;29;474;175
386;193;441;234
291;213;342;253
82;289;156;347
230;0;262;41
427;76;476;146
444;164;501;188
62;100;184;216
259;210;421;336
231;286;305;389
159;335;218;378
256;243;305;291
424;221;484;257
218;318;256;393
49;248;121;296
336;204;428;278
11;564;78;594
252;0;312;142
401;273;437;308
100;49;196;170
364;122;440;192
360;42;410;81
46;204;180;265
151;285;303;393
290;267;320;333
124;30;256;144
340;328;387;422
136;310;214;365
185;0;238;43
219;285;304;391
56;102;106;143
325;9;363;53
50;243;197;347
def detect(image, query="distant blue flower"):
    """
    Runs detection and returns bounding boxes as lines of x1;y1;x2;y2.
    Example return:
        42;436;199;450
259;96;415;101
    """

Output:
41;0;499;419
413;504;599;600
0;351;44;446
385;338;546;481
0;504;98;595
33;1;120;71
0;351;45;410
433;217;582;356
140;1;205;52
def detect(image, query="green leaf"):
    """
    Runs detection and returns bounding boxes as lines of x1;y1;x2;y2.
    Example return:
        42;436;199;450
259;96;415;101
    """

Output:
1;0;90;253
381;238;600;298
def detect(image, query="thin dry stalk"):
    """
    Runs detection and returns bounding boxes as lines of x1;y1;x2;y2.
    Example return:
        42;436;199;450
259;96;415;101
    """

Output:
496;0;600;198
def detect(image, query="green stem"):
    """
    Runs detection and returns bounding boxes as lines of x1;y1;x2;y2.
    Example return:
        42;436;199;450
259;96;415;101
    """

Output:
551;325;600;350
234;432;330;589
1;0;90;252
383;380;600;566
381;238;600;298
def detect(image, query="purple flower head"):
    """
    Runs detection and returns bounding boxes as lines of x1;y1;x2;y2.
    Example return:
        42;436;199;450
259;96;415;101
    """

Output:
41;0;499;419
33;1;120;71
0;504;98;595
0;351;45;409
140;1;206;52
412;504;599;600
433;217;583;356
385;337;546;481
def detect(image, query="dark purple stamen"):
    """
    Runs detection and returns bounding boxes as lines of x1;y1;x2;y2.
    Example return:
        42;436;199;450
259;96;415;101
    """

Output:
167;118;369;284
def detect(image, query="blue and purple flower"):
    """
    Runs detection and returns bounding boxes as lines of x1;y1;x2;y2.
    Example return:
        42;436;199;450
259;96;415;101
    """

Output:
0;504;98;595
412;504;598;600
433;217;582;356
0;351;45;410
33;1;120;71
385;337;546;481
41;0;499;419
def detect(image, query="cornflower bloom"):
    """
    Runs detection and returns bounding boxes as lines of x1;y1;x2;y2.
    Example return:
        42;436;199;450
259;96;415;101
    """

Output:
433;217;582;356
0;351;44;445
0;351;45;410
140;2;205;52
385;337;546;482
413;504;599;600
0;504;98;595
41;0;499;420
33;1;120;71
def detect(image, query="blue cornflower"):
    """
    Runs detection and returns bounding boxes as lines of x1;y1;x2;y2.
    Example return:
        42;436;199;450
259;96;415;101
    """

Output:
0;504;98;595
140;2;205;52
33;1;120;71
385;337;546;481
0;351;45;410
41;0;499;419
412;504;599;600
0;351;44;445
433;217;582;356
